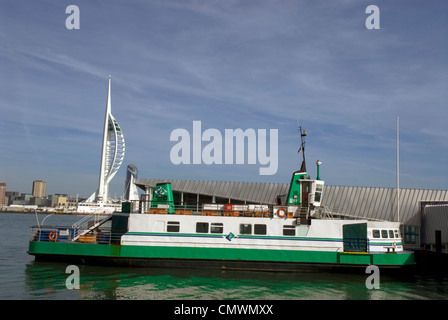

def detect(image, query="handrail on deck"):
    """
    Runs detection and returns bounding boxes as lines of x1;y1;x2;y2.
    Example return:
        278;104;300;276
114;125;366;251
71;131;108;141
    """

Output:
30;225;121;245
129;200;273;217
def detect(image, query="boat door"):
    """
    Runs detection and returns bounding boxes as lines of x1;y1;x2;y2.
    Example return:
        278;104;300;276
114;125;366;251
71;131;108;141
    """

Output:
343;223;368;252
301;181;311;205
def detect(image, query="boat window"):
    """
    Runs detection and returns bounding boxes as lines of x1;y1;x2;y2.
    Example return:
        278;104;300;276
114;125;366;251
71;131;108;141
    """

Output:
210;223;223;234
381;230;388;238
389;230;395;238
373;230;380;238
283;225;296;236
240;224;252;235
254;224;267;235
394;230;399;238
167;221;180;232
196;222;209;233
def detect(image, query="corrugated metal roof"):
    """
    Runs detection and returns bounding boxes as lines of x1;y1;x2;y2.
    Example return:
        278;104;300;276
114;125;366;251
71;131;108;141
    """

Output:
134;178;448;225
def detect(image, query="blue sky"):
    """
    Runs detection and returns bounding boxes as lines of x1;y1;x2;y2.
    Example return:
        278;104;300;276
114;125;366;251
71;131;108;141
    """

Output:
1;0;447;198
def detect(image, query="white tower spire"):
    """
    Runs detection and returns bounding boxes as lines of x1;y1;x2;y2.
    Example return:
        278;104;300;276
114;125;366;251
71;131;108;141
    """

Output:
87;76;125;203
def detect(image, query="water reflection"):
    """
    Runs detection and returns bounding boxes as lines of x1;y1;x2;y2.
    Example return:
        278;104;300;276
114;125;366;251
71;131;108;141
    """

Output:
5;213;446;300
25;260;448;300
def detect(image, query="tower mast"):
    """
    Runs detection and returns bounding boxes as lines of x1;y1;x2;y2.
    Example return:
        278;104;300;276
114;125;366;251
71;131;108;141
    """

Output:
97;76;112;201
86;76;125;203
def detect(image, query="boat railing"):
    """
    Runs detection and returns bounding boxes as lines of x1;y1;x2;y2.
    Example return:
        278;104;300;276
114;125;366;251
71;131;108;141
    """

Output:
72;214;95;229
30;225;121;245
70;214;112;241
72;213;110;229
343;237;370;253
130;200;273;218
319;206;334;219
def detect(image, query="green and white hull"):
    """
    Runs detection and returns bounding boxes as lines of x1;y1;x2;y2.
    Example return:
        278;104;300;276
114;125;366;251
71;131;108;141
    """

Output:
28;212;415;272
28;241;414;271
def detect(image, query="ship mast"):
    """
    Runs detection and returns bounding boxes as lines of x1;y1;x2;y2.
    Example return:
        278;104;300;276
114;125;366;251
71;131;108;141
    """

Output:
297;124;307;173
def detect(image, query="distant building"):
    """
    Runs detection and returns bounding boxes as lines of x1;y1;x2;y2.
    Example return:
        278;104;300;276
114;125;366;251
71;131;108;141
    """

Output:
32;180;46;198
66;196;80;208
422;204;448;253
5;191;19;205
12;193;33;206
0;183;6;207
48;194;67;208
30;197;50;207
124;164;139;201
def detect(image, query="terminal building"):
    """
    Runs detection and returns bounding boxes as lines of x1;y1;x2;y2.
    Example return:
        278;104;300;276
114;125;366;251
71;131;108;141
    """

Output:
133;177;448;252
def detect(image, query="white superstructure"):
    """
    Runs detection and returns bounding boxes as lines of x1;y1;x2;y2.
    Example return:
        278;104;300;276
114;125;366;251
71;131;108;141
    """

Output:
121;205;404;254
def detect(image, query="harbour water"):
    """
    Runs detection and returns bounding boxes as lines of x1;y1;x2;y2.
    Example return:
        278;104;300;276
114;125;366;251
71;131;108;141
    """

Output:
1;212;448;300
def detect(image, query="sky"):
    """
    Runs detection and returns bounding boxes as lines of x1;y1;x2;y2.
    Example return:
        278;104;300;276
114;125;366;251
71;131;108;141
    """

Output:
1;0;447;198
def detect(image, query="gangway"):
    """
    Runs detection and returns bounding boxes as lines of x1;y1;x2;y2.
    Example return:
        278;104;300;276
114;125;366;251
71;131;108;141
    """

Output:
71;214;112;242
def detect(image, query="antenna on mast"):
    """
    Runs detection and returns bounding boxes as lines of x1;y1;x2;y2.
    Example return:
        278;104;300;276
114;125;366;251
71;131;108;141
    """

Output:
296;117;307;173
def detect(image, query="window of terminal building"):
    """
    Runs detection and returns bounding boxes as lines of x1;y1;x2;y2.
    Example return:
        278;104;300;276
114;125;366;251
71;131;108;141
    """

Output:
403;225;419;245
196;222;209;233
211;223;223;234
254;224;267;235
167;221;180;232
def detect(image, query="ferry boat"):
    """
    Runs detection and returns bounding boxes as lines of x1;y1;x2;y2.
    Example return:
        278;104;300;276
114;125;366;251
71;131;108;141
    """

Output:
76;201;122;214
28;129;415;272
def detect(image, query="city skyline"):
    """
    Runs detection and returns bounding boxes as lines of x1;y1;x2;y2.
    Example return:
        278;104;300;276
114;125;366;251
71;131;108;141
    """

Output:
0;179;109;200
1;1;447;197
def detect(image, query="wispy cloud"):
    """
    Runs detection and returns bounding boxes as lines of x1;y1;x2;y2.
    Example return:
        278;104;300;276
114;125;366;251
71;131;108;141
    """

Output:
1;1;447;196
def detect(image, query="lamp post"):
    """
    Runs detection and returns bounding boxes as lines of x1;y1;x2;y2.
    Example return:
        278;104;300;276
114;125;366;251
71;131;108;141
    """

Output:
316;160;322;180
396;117;400;223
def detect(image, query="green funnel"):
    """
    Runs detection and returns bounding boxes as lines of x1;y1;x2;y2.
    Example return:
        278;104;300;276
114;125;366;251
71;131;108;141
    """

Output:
151;182;175;214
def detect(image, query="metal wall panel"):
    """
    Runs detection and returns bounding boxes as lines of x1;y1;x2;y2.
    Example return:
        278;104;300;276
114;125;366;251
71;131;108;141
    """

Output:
422;205;448;244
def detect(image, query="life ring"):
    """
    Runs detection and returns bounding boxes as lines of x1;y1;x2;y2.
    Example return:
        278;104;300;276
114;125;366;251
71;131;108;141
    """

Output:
276;208;287;218
49;231;58;242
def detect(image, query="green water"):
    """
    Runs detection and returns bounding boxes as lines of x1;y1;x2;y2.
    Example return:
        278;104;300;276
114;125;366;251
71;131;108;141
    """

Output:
1;212;447;300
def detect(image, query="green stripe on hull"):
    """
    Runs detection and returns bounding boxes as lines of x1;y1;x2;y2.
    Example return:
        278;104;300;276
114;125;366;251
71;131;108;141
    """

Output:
28;241;415;267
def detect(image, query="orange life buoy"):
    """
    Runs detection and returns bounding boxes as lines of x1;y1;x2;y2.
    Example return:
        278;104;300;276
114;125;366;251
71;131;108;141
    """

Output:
277;208;287;218
49;231;58;242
